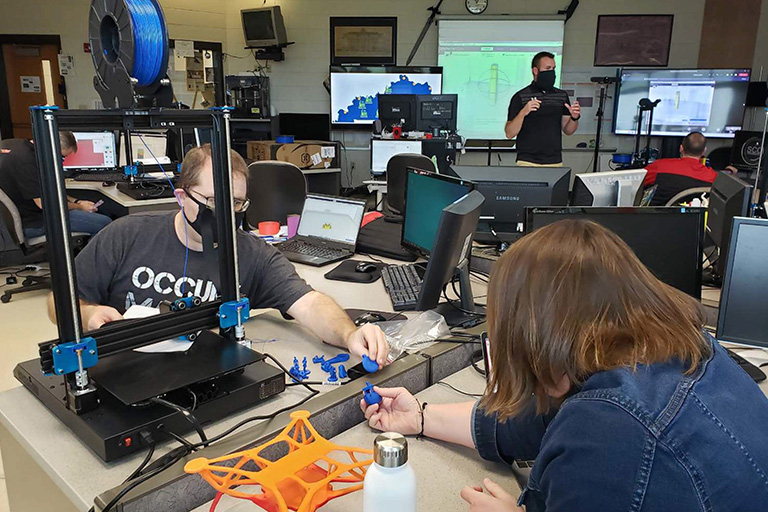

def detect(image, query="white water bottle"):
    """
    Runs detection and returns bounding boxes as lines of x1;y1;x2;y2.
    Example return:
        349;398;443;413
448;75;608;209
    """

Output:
363;432;417;512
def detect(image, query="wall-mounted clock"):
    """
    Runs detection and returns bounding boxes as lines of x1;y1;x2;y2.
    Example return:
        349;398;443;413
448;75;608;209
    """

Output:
466;0;489;15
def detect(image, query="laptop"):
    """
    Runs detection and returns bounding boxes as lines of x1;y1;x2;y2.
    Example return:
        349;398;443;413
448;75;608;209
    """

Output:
278;194;366;267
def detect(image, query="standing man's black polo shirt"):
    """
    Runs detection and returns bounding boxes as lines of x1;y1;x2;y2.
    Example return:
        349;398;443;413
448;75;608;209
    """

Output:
507;82;571;165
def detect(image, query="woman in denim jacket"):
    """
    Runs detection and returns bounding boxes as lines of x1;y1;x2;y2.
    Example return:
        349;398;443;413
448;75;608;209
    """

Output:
361;219;768;512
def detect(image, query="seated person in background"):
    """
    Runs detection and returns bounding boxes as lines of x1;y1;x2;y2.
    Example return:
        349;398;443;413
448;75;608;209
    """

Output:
48;144;389;367
0;131;111;237
362;220;768;511
644;131;717;206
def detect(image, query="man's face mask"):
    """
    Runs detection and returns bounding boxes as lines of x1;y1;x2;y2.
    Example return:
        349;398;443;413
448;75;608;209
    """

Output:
183;190;247;246
536;69;556;92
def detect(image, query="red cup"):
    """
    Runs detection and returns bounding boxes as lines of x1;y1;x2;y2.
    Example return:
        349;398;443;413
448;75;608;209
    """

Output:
258;221;280;236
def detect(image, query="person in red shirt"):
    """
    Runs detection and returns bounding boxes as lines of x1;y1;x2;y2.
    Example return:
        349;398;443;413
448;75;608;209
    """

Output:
644;131;718;206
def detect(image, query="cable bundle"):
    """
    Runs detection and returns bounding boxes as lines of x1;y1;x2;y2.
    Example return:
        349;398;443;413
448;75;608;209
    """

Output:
125;0;165;86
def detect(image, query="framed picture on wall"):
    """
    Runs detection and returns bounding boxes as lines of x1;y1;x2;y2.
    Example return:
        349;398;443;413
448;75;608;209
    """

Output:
594;15;674;67
330;17;397;66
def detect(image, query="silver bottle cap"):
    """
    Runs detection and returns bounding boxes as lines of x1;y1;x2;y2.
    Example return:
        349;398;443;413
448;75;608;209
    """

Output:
374;432;409;468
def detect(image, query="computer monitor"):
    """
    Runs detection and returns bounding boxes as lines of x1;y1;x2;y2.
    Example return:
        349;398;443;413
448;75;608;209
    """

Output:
571;169;648;207
417;94;458;132
119;132;170;166
417;189;485;327
705;173;752;281
401;169;474;255
526;207;705;300
330;66;442;127
451;165;570;244
716;217;768;349
377;94;458;133
730;130;763;171
370;139;423;176
614;68;751;138
63;132;117;171
241;7;288;47
278;113;331;141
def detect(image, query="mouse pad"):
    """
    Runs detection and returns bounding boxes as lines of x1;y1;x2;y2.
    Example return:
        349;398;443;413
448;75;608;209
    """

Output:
324;259;383;283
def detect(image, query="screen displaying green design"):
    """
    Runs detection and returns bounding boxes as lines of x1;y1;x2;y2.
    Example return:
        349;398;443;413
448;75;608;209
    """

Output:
438;20;564;140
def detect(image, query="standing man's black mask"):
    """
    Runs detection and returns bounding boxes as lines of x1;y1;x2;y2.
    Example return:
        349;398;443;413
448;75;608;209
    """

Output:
536;69;556;92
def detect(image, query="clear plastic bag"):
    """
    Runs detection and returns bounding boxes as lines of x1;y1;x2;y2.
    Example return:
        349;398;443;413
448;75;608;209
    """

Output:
381;310;451;363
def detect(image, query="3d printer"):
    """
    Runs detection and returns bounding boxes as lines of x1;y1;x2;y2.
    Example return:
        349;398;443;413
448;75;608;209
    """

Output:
14;108;285;462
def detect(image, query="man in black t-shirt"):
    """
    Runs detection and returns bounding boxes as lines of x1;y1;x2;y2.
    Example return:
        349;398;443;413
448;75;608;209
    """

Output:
505;52;581;166
0;132;111;237
49;144;390;368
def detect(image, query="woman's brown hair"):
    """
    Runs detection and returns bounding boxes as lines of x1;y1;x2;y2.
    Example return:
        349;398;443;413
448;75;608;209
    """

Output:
480;219;710;420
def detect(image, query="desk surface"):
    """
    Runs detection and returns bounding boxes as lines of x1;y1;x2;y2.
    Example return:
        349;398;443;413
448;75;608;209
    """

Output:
0;256;486;510
65;180;178;210
191;365;516;512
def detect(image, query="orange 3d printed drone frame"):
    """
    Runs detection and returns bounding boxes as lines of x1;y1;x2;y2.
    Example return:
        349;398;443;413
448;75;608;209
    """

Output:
185;410;374;512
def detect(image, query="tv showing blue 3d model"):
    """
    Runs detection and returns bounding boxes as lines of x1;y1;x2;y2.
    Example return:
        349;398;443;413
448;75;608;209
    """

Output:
330;66;442;127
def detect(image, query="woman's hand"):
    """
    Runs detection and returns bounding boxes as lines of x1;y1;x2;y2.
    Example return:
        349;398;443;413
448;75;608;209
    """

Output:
359;386;421;435
460;478;523;512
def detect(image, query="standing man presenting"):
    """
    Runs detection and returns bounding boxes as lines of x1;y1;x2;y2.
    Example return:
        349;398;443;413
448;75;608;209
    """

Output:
505;52;580;166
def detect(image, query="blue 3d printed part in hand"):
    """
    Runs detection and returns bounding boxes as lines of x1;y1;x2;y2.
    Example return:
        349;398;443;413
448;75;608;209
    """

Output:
362;355;379;373
327;366;338;383
362;381;382;406
338;365;348;379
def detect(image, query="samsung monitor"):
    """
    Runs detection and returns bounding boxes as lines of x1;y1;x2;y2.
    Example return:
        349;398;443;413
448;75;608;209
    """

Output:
417;189;485;327
278;113;331;141
705;173;752;280
526;207;705;300
370;139;423;176
451;165;570;244
614;68;751;138
571;169;648;207
330;66;442;127
63;132;117;171
241;7;288;48
716;217;768;349
402;168;474;255
119;132;170;166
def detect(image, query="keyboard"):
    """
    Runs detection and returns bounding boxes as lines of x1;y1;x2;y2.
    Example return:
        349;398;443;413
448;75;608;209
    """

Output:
381;264;423;311
116;182;176;200
72;172;128;182
279;240;349;260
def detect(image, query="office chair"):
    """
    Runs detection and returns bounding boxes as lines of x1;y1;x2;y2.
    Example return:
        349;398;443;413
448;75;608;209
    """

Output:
385;153;437;221
0;188;89;303
246;161;307;229
707;147;733;171
664;187;711;207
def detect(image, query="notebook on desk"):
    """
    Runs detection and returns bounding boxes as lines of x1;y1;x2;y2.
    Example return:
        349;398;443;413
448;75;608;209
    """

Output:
278;195;366;267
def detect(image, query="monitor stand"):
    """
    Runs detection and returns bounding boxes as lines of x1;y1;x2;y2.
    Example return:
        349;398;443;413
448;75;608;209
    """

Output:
433;260;486;328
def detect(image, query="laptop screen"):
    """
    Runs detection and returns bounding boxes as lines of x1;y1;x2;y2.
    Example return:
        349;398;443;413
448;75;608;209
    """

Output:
297;195;365;245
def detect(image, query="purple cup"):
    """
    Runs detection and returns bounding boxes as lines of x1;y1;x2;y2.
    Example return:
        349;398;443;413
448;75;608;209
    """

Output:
287;214;300;238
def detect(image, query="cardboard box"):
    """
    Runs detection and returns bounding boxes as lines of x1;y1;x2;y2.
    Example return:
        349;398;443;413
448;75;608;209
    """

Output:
246;140;339;170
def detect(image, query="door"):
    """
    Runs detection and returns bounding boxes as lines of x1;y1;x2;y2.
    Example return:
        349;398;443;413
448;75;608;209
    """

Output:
2;44;65;139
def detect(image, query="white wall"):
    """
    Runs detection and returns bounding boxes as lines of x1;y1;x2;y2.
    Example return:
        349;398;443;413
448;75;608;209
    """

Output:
2;0;765;183
223;0;714;181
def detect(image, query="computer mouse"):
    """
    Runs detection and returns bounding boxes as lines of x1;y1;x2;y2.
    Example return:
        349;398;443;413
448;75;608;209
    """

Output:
354;312;386;327
355;262;377;273
102;181;115;187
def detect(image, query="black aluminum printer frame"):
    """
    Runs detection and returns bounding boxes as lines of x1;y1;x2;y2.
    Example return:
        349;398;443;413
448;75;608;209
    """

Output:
13;107;287;462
